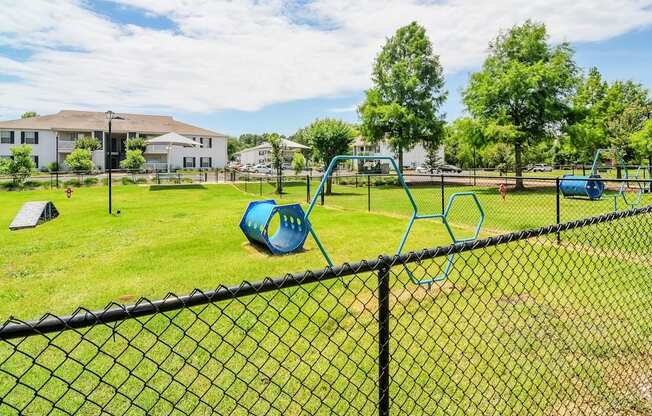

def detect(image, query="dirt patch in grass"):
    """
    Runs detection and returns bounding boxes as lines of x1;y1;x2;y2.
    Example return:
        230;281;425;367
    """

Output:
348;281;467;314
546;356;652;416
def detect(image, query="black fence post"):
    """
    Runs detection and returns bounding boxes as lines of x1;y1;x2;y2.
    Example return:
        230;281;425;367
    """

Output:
367;175;371;212
440;175;445;214
306;174;310;204
378;263;391;416
556;177;561;244
321;176;325;206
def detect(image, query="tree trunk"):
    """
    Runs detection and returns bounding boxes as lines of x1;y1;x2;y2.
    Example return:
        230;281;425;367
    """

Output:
514;142;524;191
398;147;404;173
276;165;283;194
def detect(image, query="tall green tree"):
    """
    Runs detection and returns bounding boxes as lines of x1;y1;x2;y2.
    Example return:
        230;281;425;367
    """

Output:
463;20;578;189
21;111;38;119
0;145;35;186
359;22;447;172
603;80;650;156
445;118;485;169
304;119;355;194
268;134;284;194
566;67;610;162
631;118;652;169
238;133;267;148
227;137;243;160
292;152;306;175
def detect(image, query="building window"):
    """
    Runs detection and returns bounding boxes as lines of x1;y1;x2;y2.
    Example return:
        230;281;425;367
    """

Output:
128;132;137;139
200;138;213;148
93;131;104;149
22;131;38;145
183;157;196;168
0;131;13;144
200;157;212;168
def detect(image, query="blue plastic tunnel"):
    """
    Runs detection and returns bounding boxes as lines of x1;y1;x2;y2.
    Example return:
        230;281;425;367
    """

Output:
239;200;309;255
559;174;605;200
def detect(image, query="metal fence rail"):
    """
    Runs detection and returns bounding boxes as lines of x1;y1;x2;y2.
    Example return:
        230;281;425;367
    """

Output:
229;171;652;235
1;207;651;415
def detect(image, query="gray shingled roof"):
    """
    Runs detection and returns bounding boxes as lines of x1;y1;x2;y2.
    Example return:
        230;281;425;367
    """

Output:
0;110;226;137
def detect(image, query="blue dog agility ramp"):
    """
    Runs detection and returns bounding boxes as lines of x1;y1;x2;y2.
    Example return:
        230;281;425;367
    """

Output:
9;201;59;230
239;200;309;255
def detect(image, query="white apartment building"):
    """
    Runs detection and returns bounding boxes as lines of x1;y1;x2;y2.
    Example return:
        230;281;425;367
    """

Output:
0;110;228;171
235;138;309;166
351;137;445;169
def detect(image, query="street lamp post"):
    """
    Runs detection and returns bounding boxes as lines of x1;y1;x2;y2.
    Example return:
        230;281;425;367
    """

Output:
105;111;125;214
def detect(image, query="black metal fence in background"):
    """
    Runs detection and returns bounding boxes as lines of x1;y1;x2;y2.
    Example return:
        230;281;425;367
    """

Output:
229;170;652;234
1;207;651;415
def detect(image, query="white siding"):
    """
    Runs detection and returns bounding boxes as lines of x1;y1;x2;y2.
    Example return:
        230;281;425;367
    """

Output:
165;135;228;170
0;129;57;169
352;140;444;169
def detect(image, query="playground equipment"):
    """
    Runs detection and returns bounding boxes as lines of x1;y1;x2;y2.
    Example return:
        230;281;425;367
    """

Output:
304;155;485;286
9;201;59;231
617;165;645;209
239;200;309;255
560;148;645;209
559;149;610;200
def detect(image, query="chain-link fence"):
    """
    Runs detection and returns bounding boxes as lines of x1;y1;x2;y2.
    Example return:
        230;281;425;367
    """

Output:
1;206;650;415
227;170;652;234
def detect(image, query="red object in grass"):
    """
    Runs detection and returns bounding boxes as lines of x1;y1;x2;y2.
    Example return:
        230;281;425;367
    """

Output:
499;183;507;200
65;187;73;199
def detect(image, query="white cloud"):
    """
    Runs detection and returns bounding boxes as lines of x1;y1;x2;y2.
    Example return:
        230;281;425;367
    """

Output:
0;0;651;117
329;105;357;113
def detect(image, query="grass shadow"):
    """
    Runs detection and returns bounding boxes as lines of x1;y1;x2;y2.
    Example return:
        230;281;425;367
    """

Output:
149;184;207;191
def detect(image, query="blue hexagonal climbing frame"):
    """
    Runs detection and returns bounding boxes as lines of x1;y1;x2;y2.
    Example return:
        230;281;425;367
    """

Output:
305;155;485;285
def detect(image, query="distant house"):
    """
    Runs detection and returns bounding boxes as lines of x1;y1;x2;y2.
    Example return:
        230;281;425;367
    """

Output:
0;110;228;171
235;138;309;166
351;137;444;169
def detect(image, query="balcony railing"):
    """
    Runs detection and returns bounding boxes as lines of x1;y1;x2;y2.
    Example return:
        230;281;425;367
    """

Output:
58;140;76;151
144;162;169;172
144;145;169;154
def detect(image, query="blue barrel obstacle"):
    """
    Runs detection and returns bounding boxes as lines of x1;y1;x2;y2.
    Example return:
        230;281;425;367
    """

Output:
239;200;309;255
560;148;645;209
559;175;604;200
559;149;613;200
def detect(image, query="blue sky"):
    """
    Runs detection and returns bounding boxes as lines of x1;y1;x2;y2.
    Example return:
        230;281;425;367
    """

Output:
1;1;651;137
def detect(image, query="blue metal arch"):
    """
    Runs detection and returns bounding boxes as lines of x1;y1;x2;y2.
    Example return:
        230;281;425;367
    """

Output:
304;155;485;286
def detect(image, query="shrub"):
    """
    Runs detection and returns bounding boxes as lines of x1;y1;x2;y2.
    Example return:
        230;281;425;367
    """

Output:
74;136;101;151
121;177;136;185
0;145;35;186
45;162;59;173
64;179;82;187
65;149;94;173
181;178;194;183
126;137;147;152
83;177;99;186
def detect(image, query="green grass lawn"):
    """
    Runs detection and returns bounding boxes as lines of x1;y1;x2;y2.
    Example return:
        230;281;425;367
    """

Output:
0;183;650;415
1;182;650;320
0;184;474;320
